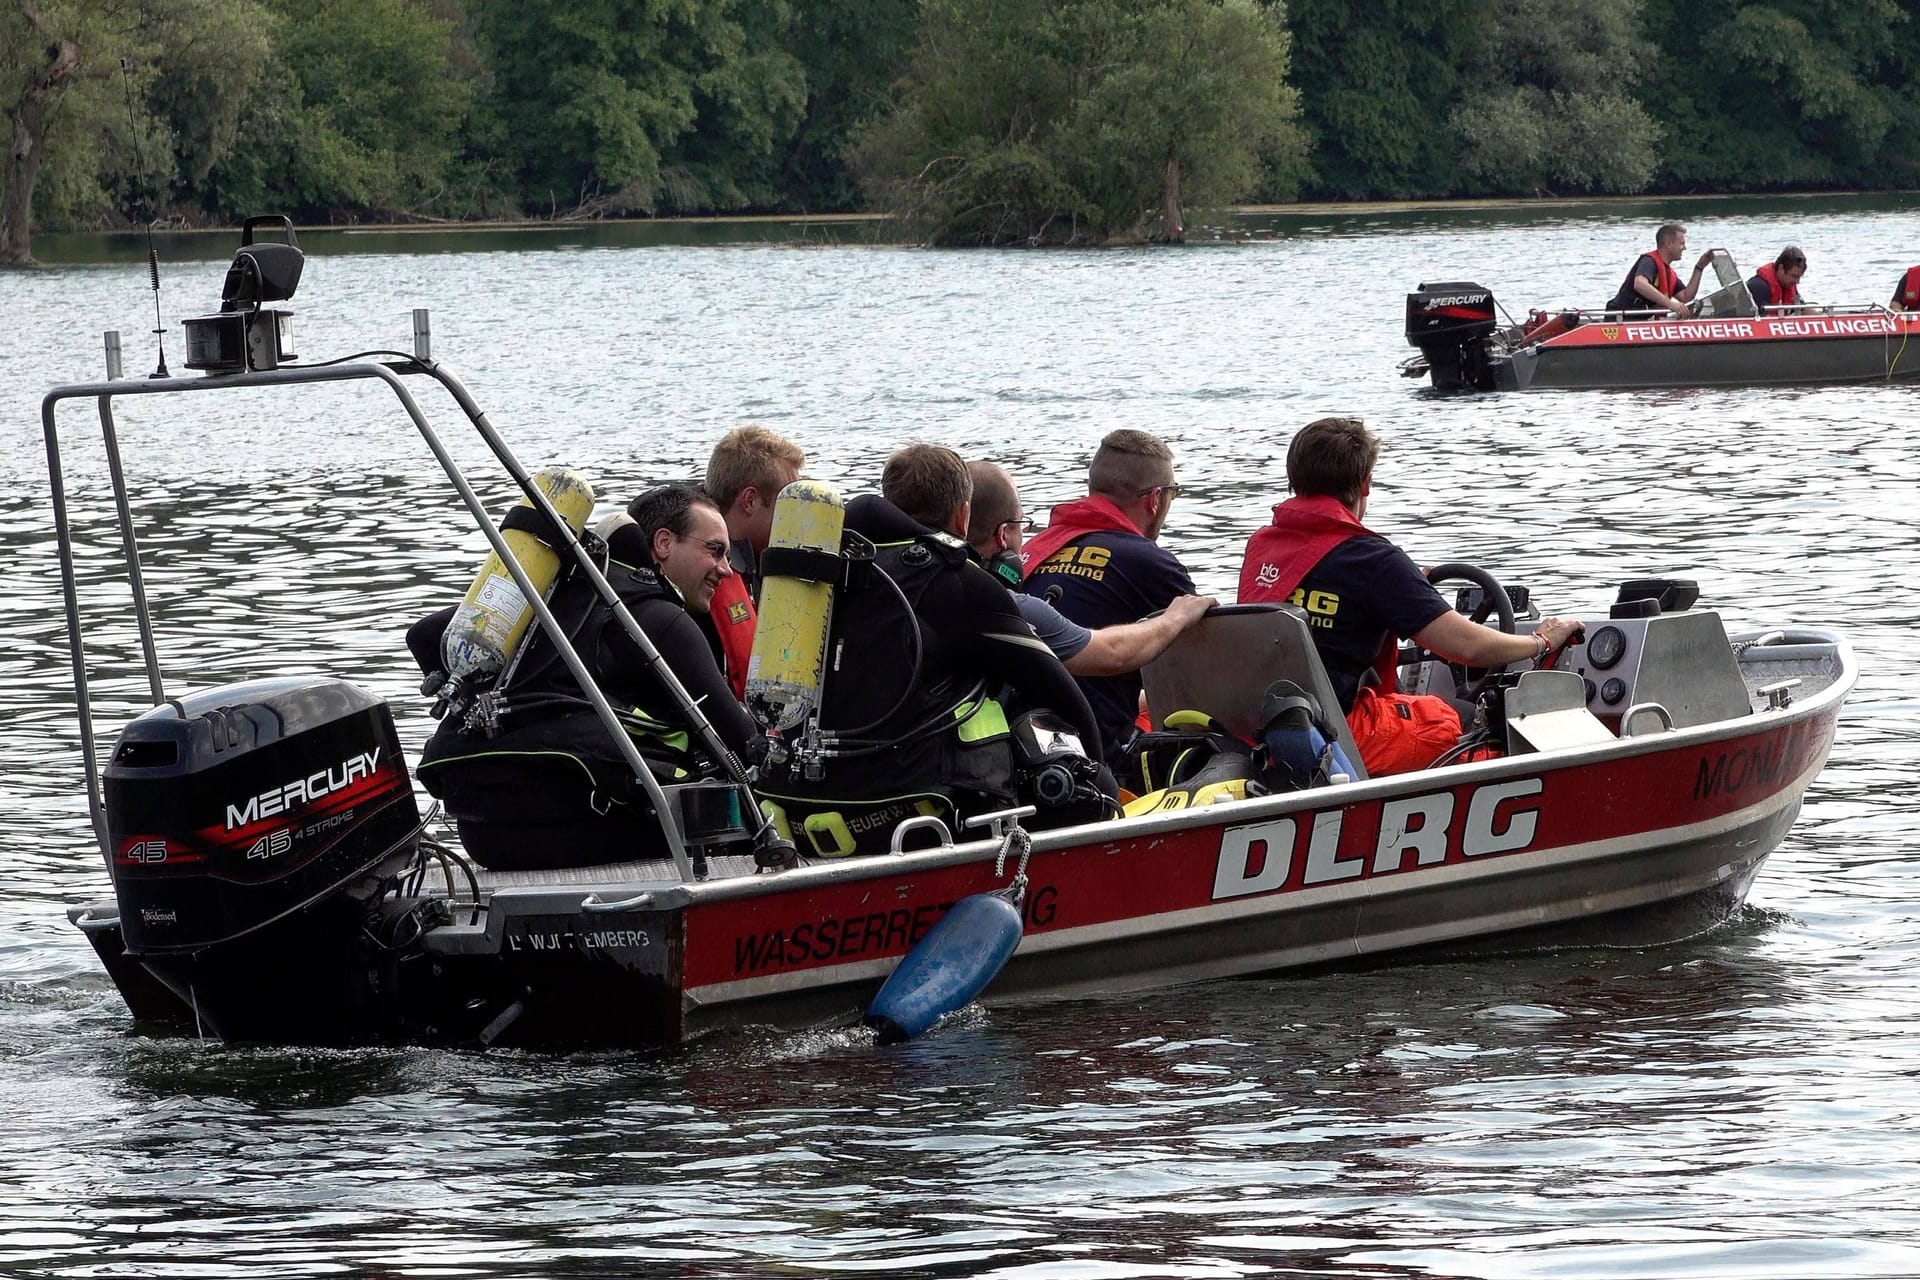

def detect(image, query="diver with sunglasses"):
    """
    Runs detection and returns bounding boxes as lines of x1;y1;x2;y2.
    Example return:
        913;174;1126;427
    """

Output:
410;484;757;871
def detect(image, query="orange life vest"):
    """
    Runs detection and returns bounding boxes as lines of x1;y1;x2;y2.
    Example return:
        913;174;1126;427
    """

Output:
1648;254;1680;300
1754;262;1799;308
1897;266;1920;312
708;572;756;701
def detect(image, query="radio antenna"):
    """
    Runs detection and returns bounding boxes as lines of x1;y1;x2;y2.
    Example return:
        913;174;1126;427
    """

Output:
119;57;169;379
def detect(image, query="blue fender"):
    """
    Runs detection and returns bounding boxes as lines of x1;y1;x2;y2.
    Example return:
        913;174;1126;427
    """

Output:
866;891;1024;1043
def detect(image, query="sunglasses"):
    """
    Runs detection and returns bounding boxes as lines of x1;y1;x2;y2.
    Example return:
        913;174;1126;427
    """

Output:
999;516;1038;534
681;535;729;561
1138;483;1183;501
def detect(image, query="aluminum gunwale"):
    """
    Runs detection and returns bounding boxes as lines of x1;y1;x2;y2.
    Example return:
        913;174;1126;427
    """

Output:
680;745;1828;1008
661;631;1852;909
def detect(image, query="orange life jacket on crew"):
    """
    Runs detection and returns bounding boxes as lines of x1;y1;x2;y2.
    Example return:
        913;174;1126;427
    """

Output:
1896;266;1920;312
1754;262;1800;308
1649;254;1680;300
1611;252;1680;313
708;572;756;701
1018;493;1143;581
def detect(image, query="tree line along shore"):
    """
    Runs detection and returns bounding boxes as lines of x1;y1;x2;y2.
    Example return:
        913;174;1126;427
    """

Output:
4;0;1913;264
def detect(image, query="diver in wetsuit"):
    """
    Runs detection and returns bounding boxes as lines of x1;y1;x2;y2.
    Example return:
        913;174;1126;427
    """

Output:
410;485;756;871
758;444;1105;857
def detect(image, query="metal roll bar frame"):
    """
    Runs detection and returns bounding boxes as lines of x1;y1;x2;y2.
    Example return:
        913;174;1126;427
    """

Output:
43;310;780;884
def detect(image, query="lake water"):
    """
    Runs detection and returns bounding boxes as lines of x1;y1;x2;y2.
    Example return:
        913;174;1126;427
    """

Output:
3;196;1918;1278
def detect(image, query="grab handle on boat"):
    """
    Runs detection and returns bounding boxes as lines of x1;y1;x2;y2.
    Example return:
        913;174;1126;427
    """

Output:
1620;703;1674;736
581;891;655;913
1759;679;1801;710
1740;630;1788;651
889;815;955;853
963;805;1038;843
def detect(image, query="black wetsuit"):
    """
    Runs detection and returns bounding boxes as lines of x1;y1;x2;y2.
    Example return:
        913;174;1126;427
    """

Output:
411;523;753;871
760;496;1100;854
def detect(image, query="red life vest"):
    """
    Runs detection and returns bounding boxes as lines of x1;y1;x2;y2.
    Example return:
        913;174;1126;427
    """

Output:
708;572;756;701
1897;266;1920;312
1238;495;1398;691
1648;253;1680;302
1019;494;1143;581
1240;495;1462;776
1755;262;1799;308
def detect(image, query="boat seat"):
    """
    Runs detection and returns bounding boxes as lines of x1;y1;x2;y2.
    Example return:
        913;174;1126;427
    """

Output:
1502;669;1616;754
1693;252;1758;319
1140;603;1368;780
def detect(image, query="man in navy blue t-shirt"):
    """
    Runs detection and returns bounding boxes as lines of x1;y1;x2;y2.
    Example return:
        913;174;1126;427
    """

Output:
967;461;1213;682
1240;417;1583;771
1020;430;1197;778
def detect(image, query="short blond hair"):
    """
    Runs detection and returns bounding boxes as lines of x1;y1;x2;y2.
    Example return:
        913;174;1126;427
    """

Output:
704;424;804;510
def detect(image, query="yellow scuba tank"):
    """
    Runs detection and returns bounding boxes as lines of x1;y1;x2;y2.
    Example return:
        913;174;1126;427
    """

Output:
442;467;595;686
746;480;845;731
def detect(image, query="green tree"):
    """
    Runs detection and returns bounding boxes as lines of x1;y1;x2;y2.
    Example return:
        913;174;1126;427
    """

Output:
1640;0;1920;190
780;0;921;210
1282;0;1495;199
2;0;272;265
202;0;477;222
469;0;806;216
1450;0;1660;195
854;0;1305;246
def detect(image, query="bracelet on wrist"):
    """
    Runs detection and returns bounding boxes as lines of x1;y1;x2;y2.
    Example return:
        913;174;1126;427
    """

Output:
1534;633;1551;659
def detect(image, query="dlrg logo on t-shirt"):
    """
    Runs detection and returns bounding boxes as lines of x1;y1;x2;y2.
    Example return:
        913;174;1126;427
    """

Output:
1038;545;1111;581
1285;586;1341;629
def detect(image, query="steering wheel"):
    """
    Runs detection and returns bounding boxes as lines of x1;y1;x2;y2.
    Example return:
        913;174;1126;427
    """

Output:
1419;562;1518;701
1426;562;1516;633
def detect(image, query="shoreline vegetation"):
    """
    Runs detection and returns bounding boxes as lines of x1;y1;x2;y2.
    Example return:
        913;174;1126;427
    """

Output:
7;0;1919;263
64;187;1903;243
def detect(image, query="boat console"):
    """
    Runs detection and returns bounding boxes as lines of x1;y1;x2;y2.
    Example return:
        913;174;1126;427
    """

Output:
1689;249;1759;320
1399;576;1754;739
1562;608;1752;733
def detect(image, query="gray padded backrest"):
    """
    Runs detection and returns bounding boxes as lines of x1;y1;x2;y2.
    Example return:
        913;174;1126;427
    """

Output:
1140;603;1368;780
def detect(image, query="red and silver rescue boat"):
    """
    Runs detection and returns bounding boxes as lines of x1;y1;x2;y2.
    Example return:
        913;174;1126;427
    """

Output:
50;226;1857;1048
1404;259;1920;391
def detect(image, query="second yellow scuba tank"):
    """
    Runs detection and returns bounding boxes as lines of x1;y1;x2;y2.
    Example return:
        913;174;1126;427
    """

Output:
746;480;846;731
442;467;595;687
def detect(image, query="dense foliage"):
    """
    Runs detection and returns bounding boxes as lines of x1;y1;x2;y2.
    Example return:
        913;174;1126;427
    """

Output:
852;0;1304;244
5;0;1918;260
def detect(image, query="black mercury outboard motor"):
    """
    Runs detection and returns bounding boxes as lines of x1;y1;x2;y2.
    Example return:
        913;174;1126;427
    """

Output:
102;675;425;1041
1405;281;1499;391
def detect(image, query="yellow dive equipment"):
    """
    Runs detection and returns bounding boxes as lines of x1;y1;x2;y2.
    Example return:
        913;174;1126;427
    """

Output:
1122;714;1261;817
1121;775;1255;818
746;480;846;731
442;466;595;686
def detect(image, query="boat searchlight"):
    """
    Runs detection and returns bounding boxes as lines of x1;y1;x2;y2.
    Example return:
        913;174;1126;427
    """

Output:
183;215;303;374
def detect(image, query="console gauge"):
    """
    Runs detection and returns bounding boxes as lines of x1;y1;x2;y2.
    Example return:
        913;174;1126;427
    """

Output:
1600;677;1627;705
1587;624;1626;670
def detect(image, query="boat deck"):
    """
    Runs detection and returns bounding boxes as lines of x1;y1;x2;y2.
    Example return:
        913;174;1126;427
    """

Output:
445;852;763;901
